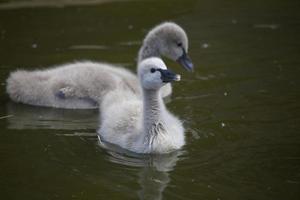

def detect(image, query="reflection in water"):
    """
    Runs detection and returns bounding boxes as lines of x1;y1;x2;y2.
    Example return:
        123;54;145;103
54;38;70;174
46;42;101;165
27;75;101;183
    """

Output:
100;140;185;200
6;102;98;130
137;166;170;200
6;100;185;199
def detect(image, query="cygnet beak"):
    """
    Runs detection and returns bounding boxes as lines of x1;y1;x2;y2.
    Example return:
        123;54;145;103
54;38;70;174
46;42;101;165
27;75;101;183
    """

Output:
157;69;181;83
177;48;194;72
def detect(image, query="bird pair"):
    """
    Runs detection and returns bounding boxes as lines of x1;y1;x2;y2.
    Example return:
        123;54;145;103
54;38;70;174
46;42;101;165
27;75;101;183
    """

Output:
6;22;194;154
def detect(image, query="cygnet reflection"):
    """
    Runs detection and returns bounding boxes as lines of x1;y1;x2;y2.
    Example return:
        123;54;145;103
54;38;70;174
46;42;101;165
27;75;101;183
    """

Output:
99;139;186;200
5;102;98;130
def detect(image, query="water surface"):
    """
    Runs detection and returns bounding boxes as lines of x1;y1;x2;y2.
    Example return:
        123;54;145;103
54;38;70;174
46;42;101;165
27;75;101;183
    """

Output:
0;0;299;199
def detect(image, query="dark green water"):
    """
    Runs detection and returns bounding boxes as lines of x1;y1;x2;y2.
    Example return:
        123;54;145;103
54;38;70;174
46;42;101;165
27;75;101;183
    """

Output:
0;0;299;199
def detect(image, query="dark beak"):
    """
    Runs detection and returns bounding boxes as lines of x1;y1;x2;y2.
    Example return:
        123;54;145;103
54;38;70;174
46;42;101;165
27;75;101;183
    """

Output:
157;69;181;83
177;48;193;72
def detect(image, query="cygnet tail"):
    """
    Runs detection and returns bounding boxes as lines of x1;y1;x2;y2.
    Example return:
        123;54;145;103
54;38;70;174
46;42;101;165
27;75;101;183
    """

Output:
6;69;50;106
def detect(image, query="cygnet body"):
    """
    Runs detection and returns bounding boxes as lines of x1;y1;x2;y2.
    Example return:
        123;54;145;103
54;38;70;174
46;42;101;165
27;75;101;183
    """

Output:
98;57;184;154
6;22;193;109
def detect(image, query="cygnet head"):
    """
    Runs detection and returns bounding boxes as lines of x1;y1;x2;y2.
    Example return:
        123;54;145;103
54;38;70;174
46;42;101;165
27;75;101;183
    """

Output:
139;22;193;71
138;57;181;90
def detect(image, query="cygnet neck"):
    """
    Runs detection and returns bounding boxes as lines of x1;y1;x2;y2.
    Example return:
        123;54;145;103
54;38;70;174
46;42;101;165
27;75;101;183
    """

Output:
138;38;160;64
142;88;166;135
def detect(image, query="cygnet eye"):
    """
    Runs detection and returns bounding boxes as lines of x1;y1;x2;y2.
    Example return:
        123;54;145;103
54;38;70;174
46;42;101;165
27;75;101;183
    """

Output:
150;68;156;73
177;42;182;47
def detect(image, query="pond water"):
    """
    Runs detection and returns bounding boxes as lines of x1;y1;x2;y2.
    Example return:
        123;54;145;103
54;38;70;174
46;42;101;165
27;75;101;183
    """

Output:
0;0;299;199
